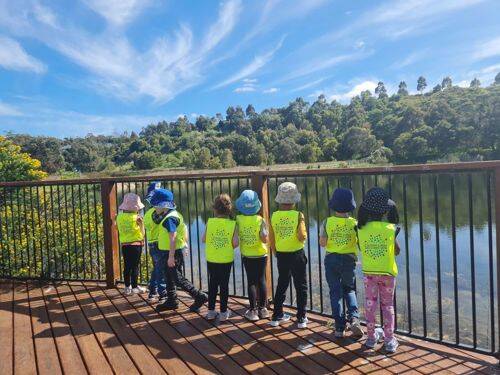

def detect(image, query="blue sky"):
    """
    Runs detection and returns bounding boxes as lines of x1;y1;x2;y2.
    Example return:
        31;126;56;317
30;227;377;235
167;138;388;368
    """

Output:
0;0;499;137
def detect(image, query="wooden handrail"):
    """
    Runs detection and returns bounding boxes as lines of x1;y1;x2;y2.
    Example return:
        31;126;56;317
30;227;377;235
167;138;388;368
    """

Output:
1;160;499;187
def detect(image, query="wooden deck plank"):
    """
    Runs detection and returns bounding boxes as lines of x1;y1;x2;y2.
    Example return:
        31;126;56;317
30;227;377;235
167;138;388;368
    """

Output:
54;282;113;375
26;281;63;375
100;286;195;375
41;282;89;375
67;282;140;375
118;290;220;375
169;295;274;374
0;281;14;375
13;281;38;375
83;284;168;374
174;295;303;375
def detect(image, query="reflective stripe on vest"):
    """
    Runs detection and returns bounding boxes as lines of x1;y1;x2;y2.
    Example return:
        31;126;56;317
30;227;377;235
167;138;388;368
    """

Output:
271;210;305;252
158;210;187;251
325;216;358;254
236;215;268;257
116;212;144;244
357;221;398;276
205;217;236;263
143;208;160;243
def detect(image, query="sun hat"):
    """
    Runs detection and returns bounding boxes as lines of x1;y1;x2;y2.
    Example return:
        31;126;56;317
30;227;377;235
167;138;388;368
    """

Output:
235;190;262;215
329;188;356;213
275;182;301;204
119;193;145;211
145;181;162;203
150;188;176;210
360;187;394;215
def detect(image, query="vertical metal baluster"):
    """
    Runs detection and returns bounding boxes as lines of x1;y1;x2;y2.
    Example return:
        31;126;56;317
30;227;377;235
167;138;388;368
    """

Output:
403;176;412;333
55;186;65;279
194;180;202;290
78;184;86;278
418;176;427;336
117;183;122;280
315;175;323;313
93;184;102;280
49;185;59;278
237;178;245;296
228;178;236;294
486;172;495;352
85;184;94;279
468;174;477;347
451;176;459;344
434;175;443;341
177;180;186;276
0;188;5;276
388;174;398;331
70;184;79;278
15;188;25;272
63;185;72;279
267;177;274;299
3;188;12;276
28;186;38;277
40;186;51;277
304;179;313;310
21;187;30;276
9;189;18;275
186;180;194;283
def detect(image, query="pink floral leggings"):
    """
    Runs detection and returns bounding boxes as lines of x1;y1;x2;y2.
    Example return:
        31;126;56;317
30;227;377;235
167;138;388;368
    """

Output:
363;275;396;340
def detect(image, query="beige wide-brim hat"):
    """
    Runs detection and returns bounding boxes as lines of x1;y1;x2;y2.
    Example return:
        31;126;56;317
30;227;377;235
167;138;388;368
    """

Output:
119;193;145;211
275;182;301;204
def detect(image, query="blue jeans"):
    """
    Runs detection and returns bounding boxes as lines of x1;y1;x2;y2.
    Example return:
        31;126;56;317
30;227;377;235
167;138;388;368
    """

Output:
149;243;167;295
324;253;359;331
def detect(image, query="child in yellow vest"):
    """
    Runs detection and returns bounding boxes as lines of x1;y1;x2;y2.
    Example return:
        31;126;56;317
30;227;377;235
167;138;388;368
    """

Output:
152;189;208;312
319;188;363;338
235;190;270;321
116;193;146;295
202;194;238;321
144;182;165;302
269;182;308;328
357;187;401;353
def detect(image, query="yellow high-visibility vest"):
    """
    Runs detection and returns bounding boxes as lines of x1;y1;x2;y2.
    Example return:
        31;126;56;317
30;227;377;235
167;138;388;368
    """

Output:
116;212;144;244
143;208;160;243
158;210;187;251
325;216;358;254
271;210;305;252
236;215;268;257
357;221;398;276
205;217;236;263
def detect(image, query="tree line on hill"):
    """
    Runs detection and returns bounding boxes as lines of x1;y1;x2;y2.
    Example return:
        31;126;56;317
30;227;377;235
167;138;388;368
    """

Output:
6;74;500;177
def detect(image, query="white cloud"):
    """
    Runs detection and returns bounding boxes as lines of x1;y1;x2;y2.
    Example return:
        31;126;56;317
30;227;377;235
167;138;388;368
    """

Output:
0;36;46;73
243;78;257;83
234;86;256;93
290;77;328;92
391;50;427;69
0;102;22;116
0;0;242;103
263;87;279;94
82;0;153;26
314;80;379;103
212;36;285;89
473;36;500;61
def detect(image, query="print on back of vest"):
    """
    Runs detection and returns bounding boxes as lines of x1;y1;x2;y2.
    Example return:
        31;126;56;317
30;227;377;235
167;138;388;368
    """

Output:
276;217;294;238
240;226;257;246
363;234;387;259
212;228;230;250
330;224;352;247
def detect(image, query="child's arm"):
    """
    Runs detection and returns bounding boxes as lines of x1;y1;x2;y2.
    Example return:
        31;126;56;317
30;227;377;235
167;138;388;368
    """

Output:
395;227;401;256
201;229;207;243
260;220;269;244
232;228;239;249
183;224;189;256
168;232;177;267
269;224;276;255
297;212;307;242
137;216;145;237
319;219;327;247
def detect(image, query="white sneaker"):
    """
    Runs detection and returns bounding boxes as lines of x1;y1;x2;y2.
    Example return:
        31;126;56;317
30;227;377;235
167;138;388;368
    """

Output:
219;310;231;321
244;309;259;321
123;286;132;295
205;310;218;320
269;313;291;327
334;330;345;338
132;286;146;294
350;318;364;337
297;317;309;329
365;328;385;349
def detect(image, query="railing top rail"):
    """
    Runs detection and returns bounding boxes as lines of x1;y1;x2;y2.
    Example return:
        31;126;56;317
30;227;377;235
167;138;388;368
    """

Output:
1;160;499;187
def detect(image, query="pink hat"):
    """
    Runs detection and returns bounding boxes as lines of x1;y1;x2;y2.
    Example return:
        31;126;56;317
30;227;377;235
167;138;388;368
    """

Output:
119;193;145;211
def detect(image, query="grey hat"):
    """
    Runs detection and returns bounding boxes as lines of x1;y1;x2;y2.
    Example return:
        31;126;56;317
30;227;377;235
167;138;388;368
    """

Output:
275;182;301;204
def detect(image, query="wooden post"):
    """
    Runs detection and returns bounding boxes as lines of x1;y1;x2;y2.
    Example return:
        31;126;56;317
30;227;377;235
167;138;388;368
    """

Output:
251;173;273;305
101;181;120;288
495;168;500;361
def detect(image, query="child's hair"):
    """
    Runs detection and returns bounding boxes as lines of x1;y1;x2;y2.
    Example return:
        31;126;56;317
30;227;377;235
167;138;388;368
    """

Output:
213;194;233;217
357;205;399;229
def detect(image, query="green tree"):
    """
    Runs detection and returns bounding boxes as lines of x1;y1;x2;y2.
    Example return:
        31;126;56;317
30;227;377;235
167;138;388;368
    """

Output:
0;136;47;181
375;81;388;99
321;138;339;161
495;72;500;85
417;76;427;94
397;81;408;96
470;78;481;88
338;127;380;160
432;84;442;93
442;76;452;89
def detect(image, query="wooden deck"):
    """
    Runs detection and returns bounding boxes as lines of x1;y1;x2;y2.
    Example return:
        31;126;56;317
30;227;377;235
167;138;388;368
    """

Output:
0;280;498;375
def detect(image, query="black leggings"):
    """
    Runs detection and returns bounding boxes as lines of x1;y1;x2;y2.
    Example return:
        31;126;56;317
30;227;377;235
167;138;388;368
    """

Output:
122;244;142;288
207;262;233;312
243;257;267;309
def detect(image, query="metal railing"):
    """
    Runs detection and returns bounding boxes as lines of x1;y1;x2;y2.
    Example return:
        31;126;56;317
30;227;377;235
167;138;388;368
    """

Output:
0;161;499;355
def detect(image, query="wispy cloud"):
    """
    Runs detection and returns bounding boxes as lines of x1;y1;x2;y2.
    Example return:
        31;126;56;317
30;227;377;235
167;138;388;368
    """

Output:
311;80;379;103
391;50;427;69
82;0;153;27
263;87;279;94
0;101;22;116
0;36;46;73
473;36;500;61
212;36;285;89
290;77;328;92
234;86;256;93
0;0;242;103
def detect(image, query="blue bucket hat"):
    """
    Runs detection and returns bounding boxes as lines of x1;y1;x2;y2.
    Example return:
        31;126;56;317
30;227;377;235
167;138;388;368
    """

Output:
235;190;262;215
329;188;356;213
150;188;176;209
360;187;394;215
145;181;161;203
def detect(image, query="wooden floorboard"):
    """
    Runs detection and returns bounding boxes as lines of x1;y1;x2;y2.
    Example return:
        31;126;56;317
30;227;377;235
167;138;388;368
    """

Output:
1;279;498;375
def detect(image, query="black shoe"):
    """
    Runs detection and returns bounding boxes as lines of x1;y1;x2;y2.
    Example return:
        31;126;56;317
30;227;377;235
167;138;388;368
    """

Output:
189;293;208;312
156;299;178;311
